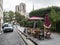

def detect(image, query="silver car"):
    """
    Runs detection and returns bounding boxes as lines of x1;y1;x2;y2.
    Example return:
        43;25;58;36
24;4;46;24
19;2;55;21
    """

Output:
2;23;13;33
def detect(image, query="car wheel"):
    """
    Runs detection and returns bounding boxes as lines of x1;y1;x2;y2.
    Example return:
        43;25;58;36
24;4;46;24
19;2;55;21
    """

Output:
3;29;6;33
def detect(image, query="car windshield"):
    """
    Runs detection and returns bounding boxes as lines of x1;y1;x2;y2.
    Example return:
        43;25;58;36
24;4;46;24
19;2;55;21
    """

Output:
8;24;12;27
4;24;8;27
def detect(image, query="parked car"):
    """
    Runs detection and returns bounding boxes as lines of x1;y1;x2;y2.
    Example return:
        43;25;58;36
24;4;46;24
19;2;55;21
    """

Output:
2;23;13;33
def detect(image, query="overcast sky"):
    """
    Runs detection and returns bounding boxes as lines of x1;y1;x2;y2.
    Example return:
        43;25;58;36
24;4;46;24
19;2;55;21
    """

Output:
3;0;60;12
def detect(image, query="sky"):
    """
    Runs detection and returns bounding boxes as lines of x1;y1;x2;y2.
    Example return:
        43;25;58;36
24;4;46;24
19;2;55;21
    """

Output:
3;0;60;12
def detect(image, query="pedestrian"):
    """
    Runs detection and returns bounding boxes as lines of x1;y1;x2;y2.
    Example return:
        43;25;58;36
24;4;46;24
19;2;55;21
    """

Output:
39;29;44;40
24;28;26;33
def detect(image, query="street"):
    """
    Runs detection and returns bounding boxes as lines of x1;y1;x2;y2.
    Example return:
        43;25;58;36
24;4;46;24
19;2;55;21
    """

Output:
0;25;26;45
0;25;60;45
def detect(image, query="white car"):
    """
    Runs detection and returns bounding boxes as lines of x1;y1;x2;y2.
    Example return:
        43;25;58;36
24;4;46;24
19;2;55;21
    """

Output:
2;23;13;33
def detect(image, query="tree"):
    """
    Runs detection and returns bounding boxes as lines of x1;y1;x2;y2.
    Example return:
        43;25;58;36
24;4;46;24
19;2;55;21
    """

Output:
3;12;6;22
50;7;57;22
3;12;10;22
49;7;60;31
15;12;25;24
56;12;60;22
9;11;14;22
29;6;60;17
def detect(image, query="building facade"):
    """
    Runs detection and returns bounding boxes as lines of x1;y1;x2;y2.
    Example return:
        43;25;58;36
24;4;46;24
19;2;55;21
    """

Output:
19;3;26;15
15;5;19;12
0;0;3;32
15;2;26;16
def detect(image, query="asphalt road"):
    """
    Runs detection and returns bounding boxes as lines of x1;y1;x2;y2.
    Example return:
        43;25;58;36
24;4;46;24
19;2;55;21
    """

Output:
0;25;26;45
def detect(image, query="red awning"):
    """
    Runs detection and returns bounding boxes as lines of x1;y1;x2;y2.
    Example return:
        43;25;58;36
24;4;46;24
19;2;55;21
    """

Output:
29;16;44;20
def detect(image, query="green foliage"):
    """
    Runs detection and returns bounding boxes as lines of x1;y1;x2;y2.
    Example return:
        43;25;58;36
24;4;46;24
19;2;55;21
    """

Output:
3;11;14;23
49;7;57;22
3;12;6;22
56;21;60;33
29;6;60;32
29;7;51;17
29;6;60;17
49;7;60;32
15;12;25;24
3;12;10;22
9;11;14;21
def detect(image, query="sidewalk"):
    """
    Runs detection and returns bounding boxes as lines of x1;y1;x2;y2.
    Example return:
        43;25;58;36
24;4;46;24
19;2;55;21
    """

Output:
17;26;35;45
17;26;60;45
0;33;1;34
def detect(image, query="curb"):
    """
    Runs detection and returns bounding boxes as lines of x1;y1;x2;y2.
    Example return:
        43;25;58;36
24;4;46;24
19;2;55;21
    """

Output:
18;30;28;37
17;31;28;45
18;30;38;45
27;37;38;45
